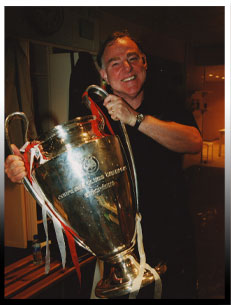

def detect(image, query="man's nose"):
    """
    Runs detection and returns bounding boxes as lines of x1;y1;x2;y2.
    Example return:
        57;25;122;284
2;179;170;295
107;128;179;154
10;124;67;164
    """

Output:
123;60;132;71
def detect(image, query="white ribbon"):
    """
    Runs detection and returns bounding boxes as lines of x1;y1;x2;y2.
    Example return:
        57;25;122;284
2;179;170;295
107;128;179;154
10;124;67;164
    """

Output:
145;263;162;299
89;213;162;299
128;213;146;298
20;141;30;152
20;143;67;274
52;216;67;269
129;213;162;299
90;259;104;299
33;180;67;273
42;204;50;274
20;143;162;298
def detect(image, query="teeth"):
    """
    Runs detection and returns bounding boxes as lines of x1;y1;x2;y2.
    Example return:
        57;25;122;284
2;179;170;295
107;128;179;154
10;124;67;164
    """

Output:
122;75;136;82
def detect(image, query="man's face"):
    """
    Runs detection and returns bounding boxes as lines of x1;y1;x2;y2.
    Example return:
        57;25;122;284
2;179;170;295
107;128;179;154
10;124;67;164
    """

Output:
100;37;147;100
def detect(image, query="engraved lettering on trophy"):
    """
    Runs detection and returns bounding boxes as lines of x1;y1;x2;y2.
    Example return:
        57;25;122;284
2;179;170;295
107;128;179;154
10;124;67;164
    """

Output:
86;174;104;186
84;181;116;198
57;166;127;200
105;165;127;177
57;182;85;200
57;188;75;200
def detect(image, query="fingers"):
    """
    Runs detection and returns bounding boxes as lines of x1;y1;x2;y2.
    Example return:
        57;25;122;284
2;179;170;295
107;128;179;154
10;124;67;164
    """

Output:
103;95;122;120
103;94;136;125
6;168;27;183
11;144;22;157
103;94;114;107
103;95;116;111
5;150;27;183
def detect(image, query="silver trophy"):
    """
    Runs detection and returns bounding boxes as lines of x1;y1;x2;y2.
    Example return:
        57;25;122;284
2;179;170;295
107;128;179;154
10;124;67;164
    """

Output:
5;85;159;298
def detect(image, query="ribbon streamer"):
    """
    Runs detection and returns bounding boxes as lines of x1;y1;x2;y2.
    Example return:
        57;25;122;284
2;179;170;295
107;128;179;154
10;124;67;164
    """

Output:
90;259;105;299
20;142;81;281
129;213;162;299
42;205;50;274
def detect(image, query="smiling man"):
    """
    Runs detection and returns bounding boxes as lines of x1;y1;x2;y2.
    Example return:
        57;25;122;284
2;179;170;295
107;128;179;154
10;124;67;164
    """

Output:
95;31;202;299
97;32;202;154
100;36;147;107
5;31;202;299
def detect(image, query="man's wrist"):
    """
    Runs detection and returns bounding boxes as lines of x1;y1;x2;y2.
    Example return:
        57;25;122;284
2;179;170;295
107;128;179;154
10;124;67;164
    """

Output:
134;113;145;129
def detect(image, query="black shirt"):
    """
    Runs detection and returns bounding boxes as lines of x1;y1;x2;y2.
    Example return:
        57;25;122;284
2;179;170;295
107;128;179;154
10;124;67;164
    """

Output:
71;79;198;297
75;81;198;266
101;82;198;265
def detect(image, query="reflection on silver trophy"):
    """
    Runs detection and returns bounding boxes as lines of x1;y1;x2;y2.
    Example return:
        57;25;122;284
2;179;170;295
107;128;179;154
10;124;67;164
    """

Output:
5;85;160;298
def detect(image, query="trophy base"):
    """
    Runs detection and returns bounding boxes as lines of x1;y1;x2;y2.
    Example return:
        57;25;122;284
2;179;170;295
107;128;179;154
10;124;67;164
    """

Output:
95;253;155;298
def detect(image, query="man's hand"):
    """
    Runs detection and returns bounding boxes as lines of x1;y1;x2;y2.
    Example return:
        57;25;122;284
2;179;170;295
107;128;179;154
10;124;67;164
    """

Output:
103;94;137;126
5;144;27;183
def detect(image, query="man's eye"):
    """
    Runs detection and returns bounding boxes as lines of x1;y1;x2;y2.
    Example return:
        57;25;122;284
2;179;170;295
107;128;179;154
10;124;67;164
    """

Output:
111;62;119;67
129;56;138;62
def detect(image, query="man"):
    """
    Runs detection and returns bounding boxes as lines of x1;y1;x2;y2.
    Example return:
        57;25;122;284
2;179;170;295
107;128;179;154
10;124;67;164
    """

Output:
5;31;202;298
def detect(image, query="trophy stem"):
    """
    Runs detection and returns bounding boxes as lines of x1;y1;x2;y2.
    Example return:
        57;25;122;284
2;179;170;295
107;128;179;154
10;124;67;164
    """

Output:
95;252;155;298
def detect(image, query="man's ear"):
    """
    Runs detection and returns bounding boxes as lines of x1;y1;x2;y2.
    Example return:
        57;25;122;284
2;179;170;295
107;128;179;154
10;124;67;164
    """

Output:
100;69;108;84
142;54;147;70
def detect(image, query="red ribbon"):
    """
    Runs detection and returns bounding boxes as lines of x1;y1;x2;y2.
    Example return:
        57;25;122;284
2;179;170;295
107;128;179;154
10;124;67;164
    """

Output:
21;92;114;284
45;203;82;284
22;142;82;284
62;223;82;284
22;142;40;183
82;91;115;136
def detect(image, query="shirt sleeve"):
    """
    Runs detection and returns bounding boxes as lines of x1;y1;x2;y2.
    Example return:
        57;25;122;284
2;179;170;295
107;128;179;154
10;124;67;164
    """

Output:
155;89;200;130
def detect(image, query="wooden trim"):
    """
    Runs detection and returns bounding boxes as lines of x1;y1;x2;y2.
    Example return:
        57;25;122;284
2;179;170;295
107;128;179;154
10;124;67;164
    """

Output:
24;189;38;241
4;183;28;248
5;253;96;299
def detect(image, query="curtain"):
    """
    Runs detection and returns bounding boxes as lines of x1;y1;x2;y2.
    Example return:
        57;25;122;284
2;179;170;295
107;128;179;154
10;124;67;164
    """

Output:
5;38;37;155
69;51;100;120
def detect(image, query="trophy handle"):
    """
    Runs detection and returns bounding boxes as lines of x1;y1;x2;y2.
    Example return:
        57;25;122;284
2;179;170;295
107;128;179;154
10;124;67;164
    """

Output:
5;112;97;254
84;85;140;213
5;112;49;211
5;111;29;154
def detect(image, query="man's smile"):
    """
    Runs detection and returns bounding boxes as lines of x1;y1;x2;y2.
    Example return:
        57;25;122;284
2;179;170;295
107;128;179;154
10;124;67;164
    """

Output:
121;75;136;82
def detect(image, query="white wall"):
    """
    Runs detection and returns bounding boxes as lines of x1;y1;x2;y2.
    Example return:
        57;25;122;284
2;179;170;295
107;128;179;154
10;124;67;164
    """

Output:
48;51;79;127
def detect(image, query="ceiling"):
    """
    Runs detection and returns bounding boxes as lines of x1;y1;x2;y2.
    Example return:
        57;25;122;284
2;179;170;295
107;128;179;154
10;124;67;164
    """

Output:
99;6;224;47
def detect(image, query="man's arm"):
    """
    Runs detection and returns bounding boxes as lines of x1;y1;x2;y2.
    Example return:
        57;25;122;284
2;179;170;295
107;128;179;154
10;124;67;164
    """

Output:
137;114;202;154
103;94;202;154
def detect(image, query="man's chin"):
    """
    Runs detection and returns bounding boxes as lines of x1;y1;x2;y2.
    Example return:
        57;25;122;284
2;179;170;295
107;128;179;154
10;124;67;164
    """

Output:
114;87;142;100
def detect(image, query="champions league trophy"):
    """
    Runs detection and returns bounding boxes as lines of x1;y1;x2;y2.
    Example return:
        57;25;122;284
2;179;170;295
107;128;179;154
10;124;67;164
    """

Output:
5;85;162;298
